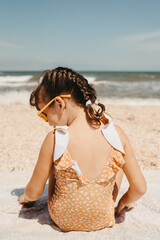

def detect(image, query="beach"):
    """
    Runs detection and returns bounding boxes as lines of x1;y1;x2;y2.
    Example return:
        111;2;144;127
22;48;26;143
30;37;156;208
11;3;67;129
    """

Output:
0;103;160;239
1;0;160;237
0;104;159;172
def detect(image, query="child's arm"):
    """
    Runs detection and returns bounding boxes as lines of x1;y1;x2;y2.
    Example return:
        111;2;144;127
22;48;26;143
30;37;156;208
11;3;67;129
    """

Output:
19;131;55;205
114;126;147;216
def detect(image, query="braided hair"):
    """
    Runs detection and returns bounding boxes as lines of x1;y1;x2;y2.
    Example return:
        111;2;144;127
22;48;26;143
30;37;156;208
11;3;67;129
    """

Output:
30;67;110;127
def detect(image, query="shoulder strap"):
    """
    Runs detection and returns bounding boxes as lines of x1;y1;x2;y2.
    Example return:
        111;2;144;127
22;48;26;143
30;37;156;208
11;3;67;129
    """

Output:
101;112;125;155
53;112;125;161
53;126;69;161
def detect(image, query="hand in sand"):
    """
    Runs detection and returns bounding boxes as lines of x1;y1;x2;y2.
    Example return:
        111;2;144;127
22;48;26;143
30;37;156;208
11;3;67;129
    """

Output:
19;193;35;207
115;202;137;223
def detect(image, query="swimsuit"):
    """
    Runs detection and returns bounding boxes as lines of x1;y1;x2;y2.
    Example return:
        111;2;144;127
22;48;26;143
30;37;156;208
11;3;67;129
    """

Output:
48;112;125;231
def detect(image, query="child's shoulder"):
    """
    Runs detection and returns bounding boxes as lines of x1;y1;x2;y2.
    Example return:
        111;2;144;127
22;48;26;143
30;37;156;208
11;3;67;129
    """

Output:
43;130;55;149
103;111;127;150
114;124;129;151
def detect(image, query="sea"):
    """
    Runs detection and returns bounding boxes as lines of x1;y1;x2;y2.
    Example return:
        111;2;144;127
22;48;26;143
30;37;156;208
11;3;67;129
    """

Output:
0;71;160;105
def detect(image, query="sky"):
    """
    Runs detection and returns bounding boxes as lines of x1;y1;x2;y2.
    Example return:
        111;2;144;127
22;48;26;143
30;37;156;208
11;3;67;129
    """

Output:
0;0;160;71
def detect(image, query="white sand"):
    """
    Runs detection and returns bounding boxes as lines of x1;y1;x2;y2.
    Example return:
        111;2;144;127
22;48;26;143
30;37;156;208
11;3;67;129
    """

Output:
0;104;160;171
0;104;160;239
0;169;160;240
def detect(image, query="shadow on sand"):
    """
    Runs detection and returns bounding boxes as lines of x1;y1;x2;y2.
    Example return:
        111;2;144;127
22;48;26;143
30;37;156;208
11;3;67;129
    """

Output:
11;185;134;231
11;184;62;232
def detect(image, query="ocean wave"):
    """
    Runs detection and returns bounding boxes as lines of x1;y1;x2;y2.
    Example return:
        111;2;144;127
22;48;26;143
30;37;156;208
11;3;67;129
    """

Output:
84;76;118;86
0;75;33;83
93;79;160;87
99;97;160;106
92;80;108;85
84;76;96;84
0;81;37;87
0;90;160;106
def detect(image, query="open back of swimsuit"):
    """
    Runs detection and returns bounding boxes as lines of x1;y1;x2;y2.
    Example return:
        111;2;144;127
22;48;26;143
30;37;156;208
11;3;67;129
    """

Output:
48;112;126;232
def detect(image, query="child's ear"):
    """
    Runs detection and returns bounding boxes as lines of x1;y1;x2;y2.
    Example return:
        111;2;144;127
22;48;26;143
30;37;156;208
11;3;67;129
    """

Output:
56;97;65;110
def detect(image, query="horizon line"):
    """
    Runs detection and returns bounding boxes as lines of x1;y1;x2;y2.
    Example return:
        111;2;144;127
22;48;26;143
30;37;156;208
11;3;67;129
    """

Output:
0;69;160;73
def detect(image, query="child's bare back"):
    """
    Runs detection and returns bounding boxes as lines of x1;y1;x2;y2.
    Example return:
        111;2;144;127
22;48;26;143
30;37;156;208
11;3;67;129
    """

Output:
67;113;116;181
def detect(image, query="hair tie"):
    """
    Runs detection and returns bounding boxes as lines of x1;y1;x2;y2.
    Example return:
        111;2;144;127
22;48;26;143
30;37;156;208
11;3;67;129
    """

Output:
85;99;99;107
85;100;92;107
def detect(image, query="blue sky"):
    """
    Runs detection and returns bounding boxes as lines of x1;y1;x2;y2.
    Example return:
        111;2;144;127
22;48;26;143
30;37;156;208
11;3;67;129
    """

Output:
0;0;160;71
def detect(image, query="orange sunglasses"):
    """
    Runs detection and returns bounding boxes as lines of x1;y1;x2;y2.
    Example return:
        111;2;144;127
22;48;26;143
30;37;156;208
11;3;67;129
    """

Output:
37;94;71;122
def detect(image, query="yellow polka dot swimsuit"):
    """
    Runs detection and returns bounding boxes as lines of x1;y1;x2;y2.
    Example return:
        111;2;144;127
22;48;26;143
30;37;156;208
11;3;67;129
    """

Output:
48;112;125;232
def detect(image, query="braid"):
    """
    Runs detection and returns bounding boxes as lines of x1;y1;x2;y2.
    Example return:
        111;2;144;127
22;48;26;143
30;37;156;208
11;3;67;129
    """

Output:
30;66;109;128
68;71;96;104
66;69;107;127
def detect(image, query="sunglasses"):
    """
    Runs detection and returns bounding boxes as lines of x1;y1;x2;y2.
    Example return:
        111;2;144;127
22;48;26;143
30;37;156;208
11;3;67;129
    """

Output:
37;94;71;122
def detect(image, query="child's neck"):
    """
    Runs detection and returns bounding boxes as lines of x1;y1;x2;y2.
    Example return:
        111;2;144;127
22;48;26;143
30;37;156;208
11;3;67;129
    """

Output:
68;108;90;129
67;107;97;131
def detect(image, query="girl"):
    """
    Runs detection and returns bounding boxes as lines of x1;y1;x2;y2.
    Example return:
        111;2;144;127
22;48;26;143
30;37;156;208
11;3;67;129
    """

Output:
19;67;147;231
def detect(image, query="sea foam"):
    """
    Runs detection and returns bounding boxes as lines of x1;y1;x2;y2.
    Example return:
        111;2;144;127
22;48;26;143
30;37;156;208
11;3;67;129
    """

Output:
99;97;160;106
0;91;160;105
0;75;33;83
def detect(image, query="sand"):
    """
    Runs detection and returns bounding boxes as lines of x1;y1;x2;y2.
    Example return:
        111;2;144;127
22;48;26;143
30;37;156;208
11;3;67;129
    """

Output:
0;104;159;171
0;104;160;239
0;170;160;239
